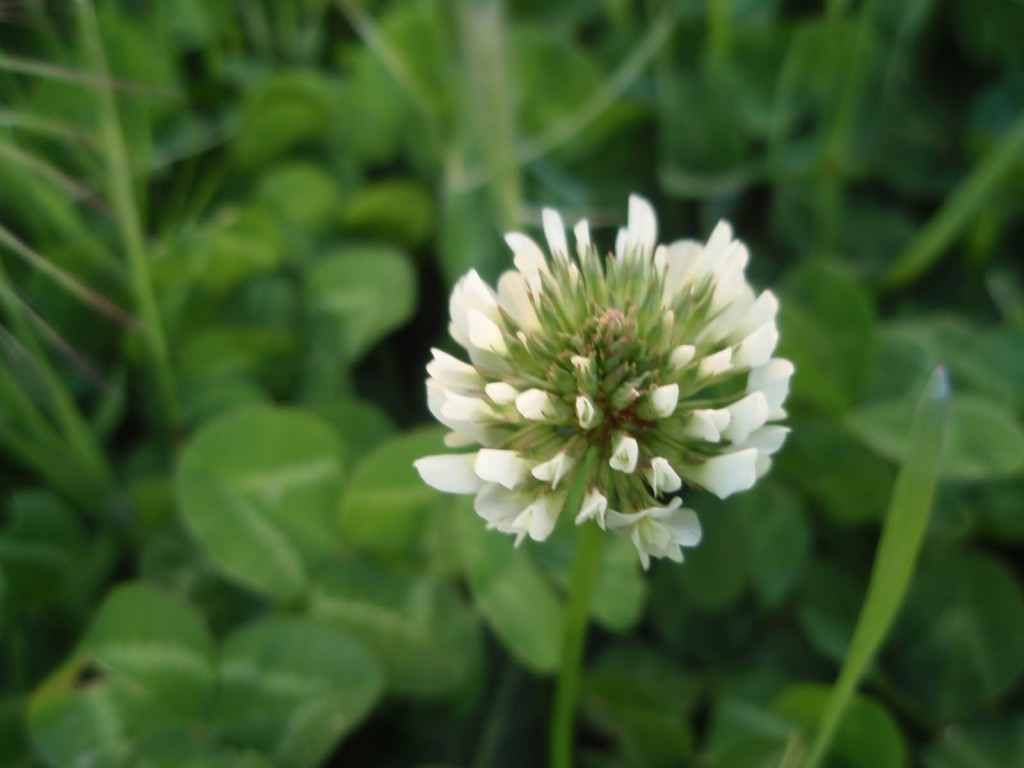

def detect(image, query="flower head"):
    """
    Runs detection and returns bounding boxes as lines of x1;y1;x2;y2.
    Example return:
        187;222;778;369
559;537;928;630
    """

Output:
415;195;793;568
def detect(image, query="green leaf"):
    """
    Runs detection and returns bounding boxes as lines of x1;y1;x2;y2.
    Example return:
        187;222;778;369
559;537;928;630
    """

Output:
258;162;343;232
922;715;1024;768
796;559;867;665
582;645;699;768
82;583;216;718
177;406;345;600
304;245;417;364
212;617;384;768
886;551;1024;720
338;426;447;557
29;670;166;768
847;394;1024;481
456;498;563;672
0;491;88;605
313;396;397;467
736;481;811;608
675;495;748;611
771;684;907;768
778;417;895;525
776;263;876;413
309;558;481;697
343;179;435;246
234;72;336;169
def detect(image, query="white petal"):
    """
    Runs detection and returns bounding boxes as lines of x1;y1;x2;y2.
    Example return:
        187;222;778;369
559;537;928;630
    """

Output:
644;457;682;495
698;347;733;378
739;290;779;337
720;392;770;444
485;381;519;405
615;227;628;260
744;425;790;456
475;449;532;489
660;240;702;305
426;348;483;391
512;495;561;543
441;391;495;423
497;270;540;332
733;322;779;369
575;488;608;526
414;454;484;494
657;506;702;547
532;452;574;489
687;448;758;499
571;355;593;374
683;409;727;442
574;219;593;262
474;483;525;531
576;395;600;429
542;208;569;259
669;344;696;370
609;434;639;473
515;388;561;422
448;270;498;348
747;359;795;419
505;232;549;291
467;308;507;355
649;384;679;419
624;194;657;258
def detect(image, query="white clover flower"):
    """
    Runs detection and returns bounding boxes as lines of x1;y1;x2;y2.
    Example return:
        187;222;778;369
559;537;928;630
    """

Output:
414;195;794;569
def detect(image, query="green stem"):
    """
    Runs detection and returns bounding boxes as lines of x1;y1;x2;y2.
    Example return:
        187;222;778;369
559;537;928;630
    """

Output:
76;0;178;430
801;368;949;768
549;446;603;768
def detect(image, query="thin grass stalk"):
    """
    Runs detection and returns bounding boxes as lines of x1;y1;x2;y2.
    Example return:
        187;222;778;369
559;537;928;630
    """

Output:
881;108;1024;289
75;0;178;429
801;367;950;768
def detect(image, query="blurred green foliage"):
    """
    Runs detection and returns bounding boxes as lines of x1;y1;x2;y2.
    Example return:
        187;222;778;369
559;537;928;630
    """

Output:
1;0;1023;766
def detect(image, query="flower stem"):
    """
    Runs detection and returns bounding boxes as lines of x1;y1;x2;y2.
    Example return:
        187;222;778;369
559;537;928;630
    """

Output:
549;510;604;768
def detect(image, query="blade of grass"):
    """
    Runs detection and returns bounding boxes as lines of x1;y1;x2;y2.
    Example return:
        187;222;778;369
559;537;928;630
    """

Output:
0;266;110;480
0;222;134;327
0;51;179;97
801;366;950;768
880;109;1024;289
75;0;178;430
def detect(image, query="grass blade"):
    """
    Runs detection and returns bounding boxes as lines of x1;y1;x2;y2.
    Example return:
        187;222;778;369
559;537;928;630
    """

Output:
801;366;950;768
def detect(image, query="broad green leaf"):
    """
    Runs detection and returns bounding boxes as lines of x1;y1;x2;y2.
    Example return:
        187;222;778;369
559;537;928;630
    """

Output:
178;327;297;397
343;179;435;246
776;263;876;413
177;406;345;600
771;684;907;768
922;715;1024;768
258;163;343;232
456;499;563;672
885;551;1024;720
847;394;1024;481
304;246;417;364
29;658;171;768
338;426;447;557
735;481;811;607
701;697;793;768
313;397;397;467
796;559;868;665
309;558;481;697
213;617;384;768
234;72;337;169
673;495;748;611
582;645;699;768
778;417;894;524
0;491;87;605
83;583;216;718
